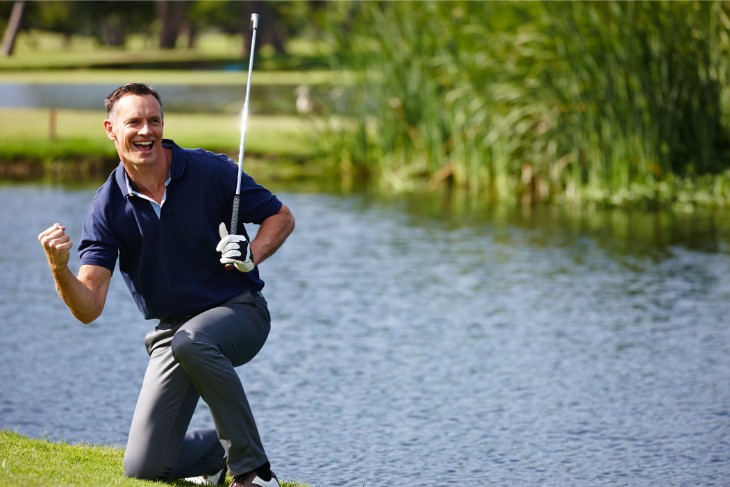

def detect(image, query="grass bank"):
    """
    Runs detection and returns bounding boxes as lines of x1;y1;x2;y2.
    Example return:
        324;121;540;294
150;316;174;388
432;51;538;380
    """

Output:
0;108;320;182
0;430;309;487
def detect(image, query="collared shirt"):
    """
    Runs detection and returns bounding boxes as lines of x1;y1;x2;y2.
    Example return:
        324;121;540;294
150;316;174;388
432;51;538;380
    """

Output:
78;139;283;320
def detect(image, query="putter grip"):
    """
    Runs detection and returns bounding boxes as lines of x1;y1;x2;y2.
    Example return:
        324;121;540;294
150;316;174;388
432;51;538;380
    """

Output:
226;195;241;271
230;195;240;235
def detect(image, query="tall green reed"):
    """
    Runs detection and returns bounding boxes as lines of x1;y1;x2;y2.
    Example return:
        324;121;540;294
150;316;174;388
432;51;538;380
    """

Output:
317;1;730;207
538;1;730;206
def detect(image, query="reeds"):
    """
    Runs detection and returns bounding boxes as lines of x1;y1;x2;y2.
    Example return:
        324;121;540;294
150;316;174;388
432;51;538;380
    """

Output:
317;1;730;208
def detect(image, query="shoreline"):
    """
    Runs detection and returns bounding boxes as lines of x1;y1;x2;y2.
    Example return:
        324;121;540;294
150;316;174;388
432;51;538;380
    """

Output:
0;155;325;190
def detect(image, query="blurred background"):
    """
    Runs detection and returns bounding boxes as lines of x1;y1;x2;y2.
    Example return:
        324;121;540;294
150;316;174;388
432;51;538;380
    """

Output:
1;0;730;207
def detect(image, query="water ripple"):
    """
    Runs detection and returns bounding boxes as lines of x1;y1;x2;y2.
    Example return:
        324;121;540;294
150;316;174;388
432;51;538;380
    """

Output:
1;187;729;486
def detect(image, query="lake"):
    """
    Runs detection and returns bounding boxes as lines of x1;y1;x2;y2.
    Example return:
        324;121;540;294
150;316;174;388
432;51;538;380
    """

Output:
0;83;310;114
1;182;729;486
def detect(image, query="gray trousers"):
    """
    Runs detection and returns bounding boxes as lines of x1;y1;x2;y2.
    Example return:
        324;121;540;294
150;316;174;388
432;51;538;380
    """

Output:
123;290;271;480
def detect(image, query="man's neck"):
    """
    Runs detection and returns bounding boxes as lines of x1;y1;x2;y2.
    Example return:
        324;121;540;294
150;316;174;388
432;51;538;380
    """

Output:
124;147;172;204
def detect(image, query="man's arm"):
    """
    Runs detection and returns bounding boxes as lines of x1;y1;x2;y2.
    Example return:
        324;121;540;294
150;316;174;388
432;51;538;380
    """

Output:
250;204;295;266
38;223;112;324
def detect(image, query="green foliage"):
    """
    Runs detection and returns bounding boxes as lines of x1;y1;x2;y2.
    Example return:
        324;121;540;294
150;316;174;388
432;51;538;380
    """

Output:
317;1;730;208
9;0;324;53
538;1;730;201
22;1;156;47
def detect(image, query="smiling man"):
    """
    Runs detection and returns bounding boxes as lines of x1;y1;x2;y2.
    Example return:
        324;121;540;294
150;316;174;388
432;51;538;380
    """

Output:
103;87;169;207
37;83;294;487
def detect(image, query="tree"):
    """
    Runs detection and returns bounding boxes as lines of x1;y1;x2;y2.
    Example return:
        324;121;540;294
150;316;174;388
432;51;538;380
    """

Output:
21;1;156;48
1;0;25;57
157;0;188;49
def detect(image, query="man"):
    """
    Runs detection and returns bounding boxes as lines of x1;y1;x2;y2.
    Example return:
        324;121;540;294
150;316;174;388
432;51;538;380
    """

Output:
37;83;294;487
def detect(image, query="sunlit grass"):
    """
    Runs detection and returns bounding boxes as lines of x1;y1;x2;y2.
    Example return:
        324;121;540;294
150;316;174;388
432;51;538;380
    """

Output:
0;31;225;70
0;430;310;487
0;108;314;160
0;108;318;183
0;30;331;78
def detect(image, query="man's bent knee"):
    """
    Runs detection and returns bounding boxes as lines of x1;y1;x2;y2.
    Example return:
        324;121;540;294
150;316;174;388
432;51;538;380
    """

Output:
123;450;171;481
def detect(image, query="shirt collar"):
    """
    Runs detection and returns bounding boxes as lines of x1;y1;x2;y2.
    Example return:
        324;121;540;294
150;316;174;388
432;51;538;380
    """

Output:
165;139;186;180
124;171;171;199
116;138;184;198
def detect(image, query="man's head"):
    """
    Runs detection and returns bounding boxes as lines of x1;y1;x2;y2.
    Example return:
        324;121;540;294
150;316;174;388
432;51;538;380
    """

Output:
103;83;166;169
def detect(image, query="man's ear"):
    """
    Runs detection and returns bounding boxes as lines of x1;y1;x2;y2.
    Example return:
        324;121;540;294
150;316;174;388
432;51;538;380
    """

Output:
103;119;116;141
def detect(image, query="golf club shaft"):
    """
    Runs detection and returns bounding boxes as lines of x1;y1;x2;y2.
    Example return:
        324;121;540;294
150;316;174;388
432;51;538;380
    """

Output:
230;13;259;235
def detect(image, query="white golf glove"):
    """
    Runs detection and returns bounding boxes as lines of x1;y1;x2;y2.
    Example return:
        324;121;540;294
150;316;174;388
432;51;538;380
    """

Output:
216;222;255;272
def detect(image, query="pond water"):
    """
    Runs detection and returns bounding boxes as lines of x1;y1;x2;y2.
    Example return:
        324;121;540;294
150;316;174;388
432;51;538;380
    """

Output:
1;183;729;486
0;83;302;114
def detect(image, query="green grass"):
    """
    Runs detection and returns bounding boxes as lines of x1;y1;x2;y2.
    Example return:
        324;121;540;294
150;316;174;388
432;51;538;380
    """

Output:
0;108;316;160
0;430;309;487
0;108;321;183
0;30;331;73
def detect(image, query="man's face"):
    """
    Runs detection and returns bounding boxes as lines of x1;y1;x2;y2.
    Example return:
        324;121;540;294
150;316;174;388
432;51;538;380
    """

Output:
103;94;165;168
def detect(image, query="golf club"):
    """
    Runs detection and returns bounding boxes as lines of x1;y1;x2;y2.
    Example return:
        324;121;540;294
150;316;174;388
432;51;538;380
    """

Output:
230;12;259;236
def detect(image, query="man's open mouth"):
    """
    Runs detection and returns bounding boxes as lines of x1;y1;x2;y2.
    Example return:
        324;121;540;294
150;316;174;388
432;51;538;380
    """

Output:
134;141;154;152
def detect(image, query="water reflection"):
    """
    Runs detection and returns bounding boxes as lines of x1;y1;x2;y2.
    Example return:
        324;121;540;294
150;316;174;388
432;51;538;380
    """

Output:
364;187;730;256
1;183;729;486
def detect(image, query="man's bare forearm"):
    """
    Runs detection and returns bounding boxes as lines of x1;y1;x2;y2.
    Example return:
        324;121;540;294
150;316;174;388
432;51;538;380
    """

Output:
51;265;109;324
38;223;111;324
251;204;295;266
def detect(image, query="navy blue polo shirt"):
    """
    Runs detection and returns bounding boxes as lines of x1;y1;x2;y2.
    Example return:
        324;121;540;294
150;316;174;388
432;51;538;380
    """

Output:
78;139;282;320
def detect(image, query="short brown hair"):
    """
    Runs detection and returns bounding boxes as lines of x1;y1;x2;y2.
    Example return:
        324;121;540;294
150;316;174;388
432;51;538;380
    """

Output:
104;83;164;119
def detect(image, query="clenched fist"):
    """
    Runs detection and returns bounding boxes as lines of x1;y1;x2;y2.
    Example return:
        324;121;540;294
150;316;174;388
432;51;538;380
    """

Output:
38;223;73;272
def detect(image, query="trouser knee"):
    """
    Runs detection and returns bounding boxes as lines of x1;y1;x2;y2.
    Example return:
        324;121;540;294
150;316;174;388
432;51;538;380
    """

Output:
123;452;169;481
